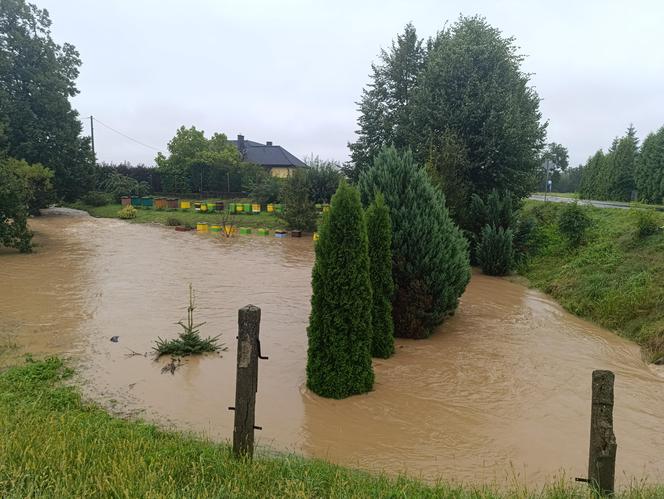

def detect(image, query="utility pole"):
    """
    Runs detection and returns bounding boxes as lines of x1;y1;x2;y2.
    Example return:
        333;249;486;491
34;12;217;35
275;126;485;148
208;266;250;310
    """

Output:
544;159;552;202
89;115;96;162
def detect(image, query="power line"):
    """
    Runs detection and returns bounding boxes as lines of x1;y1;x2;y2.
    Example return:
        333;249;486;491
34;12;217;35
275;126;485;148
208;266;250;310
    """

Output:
89;116;161;152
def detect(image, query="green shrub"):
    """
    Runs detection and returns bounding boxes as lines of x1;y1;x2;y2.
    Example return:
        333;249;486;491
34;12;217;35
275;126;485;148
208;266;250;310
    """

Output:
305;157;343;203
477;225;514;276
466;189;521;264
366;192;394;358
512;216;536;264
307;181;374;398
358;146;470;339
0;157;33;253
99;171;150;201
558;202;592;247
248;171;282;205
118;205;137;219
81;191;112;207
632;209;660;238
279;169;318;231
166;217;182;226
14;161;56;215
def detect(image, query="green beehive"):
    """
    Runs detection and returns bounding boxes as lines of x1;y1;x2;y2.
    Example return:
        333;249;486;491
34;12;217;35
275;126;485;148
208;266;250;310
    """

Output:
228;202;236;212
141;197;153;208
239;227;252;235
257;228;269;236
206;202;216;212
131;196;142;207
243;203;251;213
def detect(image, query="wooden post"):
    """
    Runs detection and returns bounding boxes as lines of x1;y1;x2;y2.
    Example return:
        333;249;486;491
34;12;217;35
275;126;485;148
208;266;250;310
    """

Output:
588;370;617;496
231;305;261;459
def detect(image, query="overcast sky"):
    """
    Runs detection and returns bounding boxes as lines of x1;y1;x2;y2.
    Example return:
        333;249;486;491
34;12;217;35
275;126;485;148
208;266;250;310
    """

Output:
39;0;664;168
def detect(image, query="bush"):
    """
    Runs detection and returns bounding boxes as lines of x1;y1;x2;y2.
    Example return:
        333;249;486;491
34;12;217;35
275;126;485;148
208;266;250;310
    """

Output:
81;191;112;207
279;169;318;231
477;225;514;276
466;190;518;263
305;156;343;203
307;181;374;398
99;171;150;201
632;209;659;238
366;192;394;358
14;162;55;215
248;171;282;205
0;157;33;252
558;203;592;247
118;205;137;219
166;217;182;226
512;215;536;264
358;146;470;339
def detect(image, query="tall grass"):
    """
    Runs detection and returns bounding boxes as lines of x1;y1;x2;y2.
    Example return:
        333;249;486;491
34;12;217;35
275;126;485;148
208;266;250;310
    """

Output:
1;358;663;497
521;202;664;361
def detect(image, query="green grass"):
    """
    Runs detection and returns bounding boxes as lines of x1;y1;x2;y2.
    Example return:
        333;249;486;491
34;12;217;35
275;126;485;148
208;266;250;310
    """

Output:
520;201;664;361
2;357;662;498
69;202;290;231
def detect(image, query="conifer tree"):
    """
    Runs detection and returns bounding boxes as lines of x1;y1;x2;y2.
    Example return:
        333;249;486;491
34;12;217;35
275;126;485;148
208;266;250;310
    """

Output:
366;193;394;358
605;125;638;201
359;146;470;339
477;225;514;276
346;23;425;182
306;181;374;399
635;127;664;204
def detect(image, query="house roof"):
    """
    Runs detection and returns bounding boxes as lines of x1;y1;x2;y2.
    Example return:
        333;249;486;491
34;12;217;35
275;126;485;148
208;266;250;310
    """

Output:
230;137;306;168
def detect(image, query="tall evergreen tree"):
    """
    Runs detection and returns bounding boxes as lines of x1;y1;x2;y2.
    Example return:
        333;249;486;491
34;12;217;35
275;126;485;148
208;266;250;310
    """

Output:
365;193;394;358
359;146;470;339
579;150;608;200
0;0;95;201
411;16;546;222
346;23;425;182
635;127;664;204
605;125;638;201
306;181;374;399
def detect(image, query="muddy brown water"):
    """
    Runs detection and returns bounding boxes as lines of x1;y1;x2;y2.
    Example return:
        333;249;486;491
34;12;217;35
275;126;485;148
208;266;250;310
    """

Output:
1;208;663;487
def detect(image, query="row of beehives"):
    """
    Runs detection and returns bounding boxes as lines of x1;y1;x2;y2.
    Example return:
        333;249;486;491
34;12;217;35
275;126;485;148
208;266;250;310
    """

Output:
177;223;319;240
120;196;329;214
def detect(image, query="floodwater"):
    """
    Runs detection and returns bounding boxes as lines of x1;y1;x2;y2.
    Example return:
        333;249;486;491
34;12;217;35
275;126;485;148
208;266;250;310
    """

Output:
1;208;663;488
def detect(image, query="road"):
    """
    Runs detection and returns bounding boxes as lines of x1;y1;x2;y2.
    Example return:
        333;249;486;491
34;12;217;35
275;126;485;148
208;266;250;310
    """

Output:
529;194;633;209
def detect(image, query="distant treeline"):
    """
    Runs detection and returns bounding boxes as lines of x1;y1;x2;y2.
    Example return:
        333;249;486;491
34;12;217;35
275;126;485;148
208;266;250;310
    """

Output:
562;125;664;203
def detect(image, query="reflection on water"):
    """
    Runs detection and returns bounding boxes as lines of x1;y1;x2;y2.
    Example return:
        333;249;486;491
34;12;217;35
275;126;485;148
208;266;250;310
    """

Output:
1;208;662;487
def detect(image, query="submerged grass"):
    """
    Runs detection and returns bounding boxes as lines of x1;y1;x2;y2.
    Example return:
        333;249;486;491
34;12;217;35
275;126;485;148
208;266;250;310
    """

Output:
1;357;663;497
69;202;289;230
520;201;664;361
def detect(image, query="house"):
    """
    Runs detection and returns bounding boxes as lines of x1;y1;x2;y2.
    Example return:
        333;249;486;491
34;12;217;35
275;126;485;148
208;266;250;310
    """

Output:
231;134;306;178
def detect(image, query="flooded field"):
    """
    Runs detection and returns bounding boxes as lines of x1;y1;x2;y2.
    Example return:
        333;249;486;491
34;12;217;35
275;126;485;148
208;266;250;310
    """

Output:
1;208;663;487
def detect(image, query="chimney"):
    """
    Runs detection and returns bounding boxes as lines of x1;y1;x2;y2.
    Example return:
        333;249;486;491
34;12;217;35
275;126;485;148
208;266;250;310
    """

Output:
237;134;246;156
266;141;273;146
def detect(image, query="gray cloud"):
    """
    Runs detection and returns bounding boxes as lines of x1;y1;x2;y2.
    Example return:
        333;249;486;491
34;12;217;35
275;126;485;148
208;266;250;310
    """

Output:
39;0;664;168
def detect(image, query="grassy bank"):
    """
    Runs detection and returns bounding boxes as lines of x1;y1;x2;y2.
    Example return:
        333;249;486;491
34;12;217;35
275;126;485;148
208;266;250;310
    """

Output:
520;201;664;362
1;357;661;498
69;202;289;231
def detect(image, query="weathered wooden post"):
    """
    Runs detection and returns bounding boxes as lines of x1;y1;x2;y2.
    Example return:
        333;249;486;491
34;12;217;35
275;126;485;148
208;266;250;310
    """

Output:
588;370;617;496
229;304;266;459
